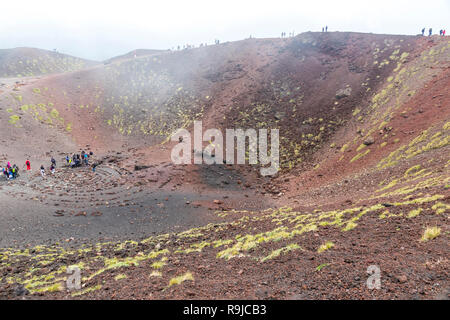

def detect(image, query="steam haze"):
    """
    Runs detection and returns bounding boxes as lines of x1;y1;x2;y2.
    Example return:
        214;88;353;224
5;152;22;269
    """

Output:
1;0;449;61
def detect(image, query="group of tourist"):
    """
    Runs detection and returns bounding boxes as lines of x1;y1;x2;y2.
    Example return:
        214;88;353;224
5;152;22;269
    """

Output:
1;161;22;180
281;31;296;38
422;28;446;36
39;156;58;177
66;150;93;168
1;151;98;181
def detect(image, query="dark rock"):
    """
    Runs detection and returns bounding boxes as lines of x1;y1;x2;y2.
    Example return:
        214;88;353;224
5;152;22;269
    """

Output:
14;284;29;296
134;165;150;171
344;258;353;263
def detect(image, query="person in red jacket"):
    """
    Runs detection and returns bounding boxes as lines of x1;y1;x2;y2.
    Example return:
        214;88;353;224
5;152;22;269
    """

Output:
25;160;31;171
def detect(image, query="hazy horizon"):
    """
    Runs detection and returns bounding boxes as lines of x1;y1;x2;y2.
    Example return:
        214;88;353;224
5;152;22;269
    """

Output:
1;0;449;61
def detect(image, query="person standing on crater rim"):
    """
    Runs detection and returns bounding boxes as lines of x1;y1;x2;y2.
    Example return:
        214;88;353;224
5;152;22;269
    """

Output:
326;26;328;32
429;28;433;36
422;28;425;36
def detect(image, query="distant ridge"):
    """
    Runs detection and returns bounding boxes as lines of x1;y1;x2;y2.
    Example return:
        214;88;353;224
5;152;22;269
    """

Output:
0;47;98;78
104;49;166;64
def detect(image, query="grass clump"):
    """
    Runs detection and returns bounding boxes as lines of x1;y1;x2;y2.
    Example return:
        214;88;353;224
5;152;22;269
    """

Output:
432;202;449;215
151;258;167;269
260;243;301;262
114;274;127;281
168;272;194;287
315;263;329;272
342;221;358;231
340;144;349;153
33;282;63;293
71;284;102;297
350;149;370;163
50;108;59;119
317;241;335;253
404;165;421;177
8;115;20;124
150;271;162;278
421;227;441;242
407;208;423;218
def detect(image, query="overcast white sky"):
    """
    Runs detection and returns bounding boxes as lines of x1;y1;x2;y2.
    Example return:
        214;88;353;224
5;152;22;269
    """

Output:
1;0;449;61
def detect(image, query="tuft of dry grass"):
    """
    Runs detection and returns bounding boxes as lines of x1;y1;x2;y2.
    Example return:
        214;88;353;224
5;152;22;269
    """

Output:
168;272;194;287
420;227;441;242
317;241;335;253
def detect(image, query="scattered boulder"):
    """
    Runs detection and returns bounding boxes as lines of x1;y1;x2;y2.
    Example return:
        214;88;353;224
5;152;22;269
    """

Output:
134;165;150;171
336;87;352;99
395;274;408;284
274;111;285;120
363;136;375;146
14;284;29;296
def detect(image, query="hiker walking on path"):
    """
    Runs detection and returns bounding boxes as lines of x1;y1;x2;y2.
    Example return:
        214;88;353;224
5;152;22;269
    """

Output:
40;165;45;178
50;164;55;174
25;160;31;171
51;157;56;167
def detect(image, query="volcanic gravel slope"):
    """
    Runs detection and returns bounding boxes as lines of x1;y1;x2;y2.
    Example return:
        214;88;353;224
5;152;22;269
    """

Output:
0;47;98;78
0;32;448;300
